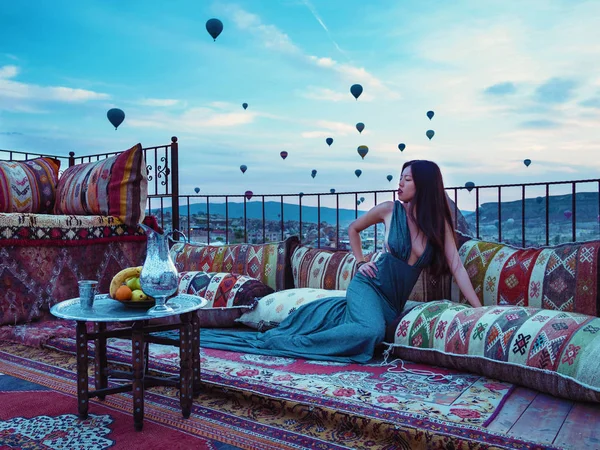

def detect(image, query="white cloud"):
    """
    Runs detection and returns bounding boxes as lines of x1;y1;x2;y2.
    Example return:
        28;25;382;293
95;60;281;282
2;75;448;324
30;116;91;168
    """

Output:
138;98;180;107
128;106;255;131
0;65;109;112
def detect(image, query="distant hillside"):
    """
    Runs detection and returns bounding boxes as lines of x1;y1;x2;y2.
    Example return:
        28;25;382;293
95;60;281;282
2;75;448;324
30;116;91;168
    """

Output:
476;192;599;222
151;191;600;225
152;201;366;225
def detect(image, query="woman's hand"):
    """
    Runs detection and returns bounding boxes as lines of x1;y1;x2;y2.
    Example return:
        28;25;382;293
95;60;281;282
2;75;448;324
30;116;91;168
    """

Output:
357;261;378;278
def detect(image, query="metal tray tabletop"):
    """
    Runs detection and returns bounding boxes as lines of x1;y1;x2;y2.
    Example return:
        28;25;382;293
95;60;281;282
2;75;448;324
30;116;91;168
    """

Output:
50;294;207;322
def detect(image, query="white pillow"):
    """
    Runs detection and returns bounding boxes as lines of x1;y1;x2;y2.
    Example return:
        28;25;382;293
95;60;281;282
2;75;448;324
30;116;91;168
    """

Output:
236;288;346;331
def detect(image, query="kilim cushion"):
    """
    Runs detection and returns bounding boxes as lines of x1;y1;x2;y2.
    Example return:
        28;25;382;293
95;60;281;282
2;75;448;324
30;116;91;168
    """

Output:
0;157;60;213
177;271;274;327
387;300;600;402
452;238;600;317
290;245;451;301
170;236;299;292
237;288;346;331
54;143;148;227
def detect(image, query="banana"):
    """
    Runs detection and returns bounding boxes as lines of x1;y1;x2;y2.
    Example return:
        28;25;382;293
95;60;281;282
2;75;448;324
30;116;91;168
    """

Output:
109;266;143;298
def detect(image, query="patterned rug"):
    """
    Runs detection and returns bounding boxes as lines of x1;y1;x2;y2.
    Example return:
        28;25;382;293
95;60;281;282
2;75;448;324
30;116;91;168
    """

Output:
0;338;559;449
0;369;233;450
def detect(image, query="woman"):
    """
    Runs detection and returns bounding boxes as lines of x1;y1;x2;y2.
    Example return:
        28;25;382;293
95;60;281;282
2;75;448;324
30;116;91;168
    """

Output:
200;160;482;363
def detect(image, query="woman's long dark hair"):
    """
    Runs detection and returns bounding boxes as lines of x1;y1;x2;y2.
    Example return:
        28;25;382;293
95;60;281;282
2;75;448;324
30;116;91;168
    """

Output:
402;160;456;277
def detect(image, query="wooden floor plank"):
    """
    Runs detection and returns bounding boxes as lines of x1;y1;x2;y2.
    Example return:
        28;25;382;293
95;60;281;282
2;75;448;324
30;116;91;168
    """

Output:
554;402;600;449
487;386;538;434
507;393;573;445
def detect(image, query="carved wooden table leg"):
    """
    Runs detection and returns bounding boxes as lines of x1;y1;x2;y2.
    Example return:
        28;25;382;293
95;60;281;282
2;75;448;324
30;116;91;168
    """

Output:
94;322;107;400
192;312;201;396
179;312;193;418
132;321;145;431
76;321;89;419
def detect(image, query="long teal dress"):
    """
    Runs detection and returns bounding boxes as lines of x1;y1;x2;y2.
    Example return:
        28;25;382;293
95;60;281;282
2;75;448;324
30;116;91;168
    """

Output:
199;201;433;363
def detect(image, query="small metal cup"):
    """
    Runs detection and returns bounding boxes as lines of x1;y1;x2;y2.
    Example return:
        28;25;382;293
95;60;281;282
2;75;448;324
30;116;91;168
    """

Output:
78;280;98;309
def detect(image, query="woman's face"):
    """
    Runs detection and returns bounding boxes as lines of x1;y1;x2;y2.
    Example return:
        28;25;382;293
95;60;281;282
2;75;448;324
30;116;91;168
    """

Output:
398;166;416;202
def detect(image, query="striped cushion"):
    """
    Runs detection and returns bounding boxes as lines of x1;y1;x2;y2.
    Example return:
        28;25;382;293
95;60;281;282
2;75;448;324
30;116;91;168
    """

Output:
390;300;600;402
170;236;299;292
452;239;600;316
290;245;451;301
0;157;60;213
54;143;148;226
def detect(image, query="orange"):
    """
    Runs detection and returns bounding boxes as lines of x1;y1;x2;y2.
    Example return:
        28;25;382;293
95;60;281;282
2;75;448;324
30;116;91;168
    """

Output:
114;285;133;301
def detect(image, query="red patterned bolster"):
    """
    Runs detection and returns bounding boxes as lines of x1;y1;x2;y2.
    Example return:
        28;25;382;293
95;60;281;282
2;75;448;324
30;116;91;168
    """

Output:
453;239;600;317
0;212;151;247
169;236;299;292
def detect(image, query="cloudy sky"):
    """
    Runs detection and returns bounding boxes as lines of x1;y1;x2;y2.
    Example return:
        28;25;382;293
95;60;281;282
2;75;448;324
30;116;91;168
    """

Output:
2;0;600;211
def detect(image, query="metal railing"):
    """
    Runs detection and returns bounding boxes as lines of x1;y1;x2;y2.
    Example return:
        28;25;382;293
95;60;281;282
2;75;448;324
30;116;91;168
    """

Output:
162;178;600;250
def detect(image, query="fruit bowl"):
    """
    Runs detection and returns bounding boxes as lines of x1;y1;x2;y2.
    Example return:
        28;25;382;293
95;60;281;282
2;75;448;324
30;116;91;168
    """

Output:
113;297;156;309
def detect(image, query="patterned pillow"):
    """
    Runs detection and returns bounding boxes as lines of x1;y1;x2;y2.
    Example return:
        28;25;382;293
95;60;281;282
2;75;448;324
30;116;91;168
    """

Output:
237;288;346;331
170;236;299;292
388;300;600;402
54;143;148;226
0;157;61;213
291;245;451;301
452;238;600;316
178;271;274;327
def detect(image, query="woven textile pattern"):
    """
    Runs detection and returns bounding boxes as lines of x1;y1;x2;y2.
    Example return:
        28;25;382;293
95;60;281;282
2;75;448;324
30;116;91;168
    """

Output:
170;236;298;291
0;239;146;326
392;300;600;402
0;157;60;214
54;144;148;226
291;245;451;301
452;239;600;317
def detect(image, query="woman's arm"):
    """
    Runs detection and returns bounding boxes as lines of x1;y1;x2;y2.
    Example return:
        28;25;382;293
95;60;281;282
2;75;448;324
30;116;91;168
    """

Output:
444;224;483;308
348;201;394;278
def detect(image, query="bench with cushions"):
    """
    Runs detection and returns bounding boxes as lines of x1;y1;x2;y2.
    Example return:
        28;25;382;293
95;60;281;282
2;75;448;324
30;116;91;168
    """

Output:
170;232;600;403
0;141;170;326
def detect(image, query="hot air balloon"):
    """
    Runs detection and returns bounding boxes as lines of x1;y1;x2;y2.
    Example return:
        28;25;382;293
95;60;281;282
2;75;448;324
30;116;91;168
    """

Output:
426;130;435;140
244;190;253;200
299;192;304;199
107;108;125;130
240;164;247;174
311;169;317;178
398;143;405;152
427;110;435;120
536;196;543;204
564;210;572;219
357;200;361;206
360;196;365;203
524;159;531;167
386;175;393;182
206;18;223;41
355;169;362;178
350;84;363;100
194;187;200;194
280;151;288;160
242;103;248;110
357;145;368;159
465;181;475;192
326;137;333;146
330;188;335;194
356;122;365;133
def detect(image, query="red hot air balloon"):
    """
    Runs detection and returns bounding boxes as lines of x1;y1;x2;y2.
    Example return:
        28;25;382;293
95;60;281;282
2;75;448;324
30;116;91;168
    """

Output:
564;210;572;220
357;145;368;159
244;190;253;201
280;151;288;160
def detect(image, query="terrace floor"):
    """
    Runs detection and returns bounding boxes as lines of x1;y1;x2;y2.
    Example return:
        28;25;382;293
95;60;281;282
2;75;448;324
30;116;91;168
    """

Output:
487;386;600;449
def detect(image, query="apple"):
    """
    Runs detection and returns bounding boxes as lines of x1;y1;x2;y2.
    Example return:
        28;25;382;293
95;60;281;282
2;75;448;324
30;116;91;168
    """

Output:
131;290;148;302
126;277;142;291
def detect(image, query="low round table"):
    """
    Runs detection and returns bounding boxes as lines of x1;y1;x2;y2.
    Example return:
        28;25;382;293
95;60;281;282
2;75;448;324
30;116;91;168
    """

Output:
50;293;207;431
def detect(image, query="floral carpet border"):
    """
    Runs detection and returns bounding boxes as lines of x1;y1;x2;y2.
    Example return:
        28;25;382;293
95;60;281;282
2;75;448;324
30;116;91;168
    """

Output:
39;338;558;450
